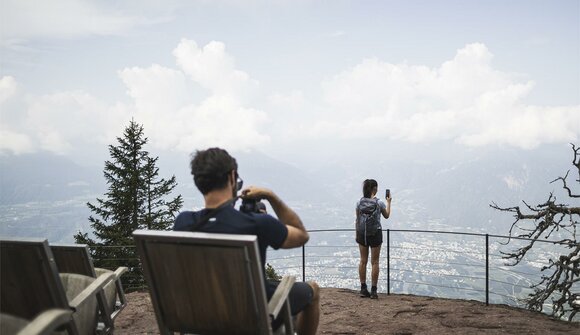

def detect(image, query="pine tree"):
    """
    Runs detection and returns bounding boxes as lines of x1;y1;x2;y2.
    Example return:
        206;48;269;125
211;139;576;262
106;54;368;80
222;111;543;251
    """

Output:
142;156;183;230
74;120;183;290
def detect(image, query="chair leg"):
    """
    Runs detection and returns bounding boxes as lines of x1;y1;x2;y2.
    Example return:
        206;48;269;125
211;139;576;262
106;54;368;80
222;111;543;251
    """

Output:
115;278;127;310
282;299;294;335
96;291;114;334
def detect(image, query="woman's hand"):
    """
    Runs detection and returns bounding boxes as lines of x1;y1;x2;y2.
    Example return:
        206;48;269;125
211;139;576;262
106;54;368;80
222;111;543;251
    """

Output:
383;192;392;219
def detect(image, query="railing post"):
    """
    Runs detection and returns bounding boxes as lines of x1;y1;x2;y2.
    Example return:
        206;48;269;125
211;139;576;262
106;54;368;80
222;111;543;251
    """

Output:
302;244;305;282
486;234;489;305
387;229;390;295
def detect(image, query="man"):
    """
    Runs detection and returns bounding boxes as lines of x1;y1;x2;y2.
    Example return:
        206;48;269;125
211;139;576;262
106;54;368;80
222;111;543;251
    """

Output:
174;147;320;335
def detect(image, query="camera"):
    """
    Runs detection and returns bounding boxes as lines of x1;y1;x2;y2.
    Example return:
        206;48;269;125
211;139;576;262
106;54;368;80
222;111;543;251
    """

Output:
240;198;258;213
240;198;266;214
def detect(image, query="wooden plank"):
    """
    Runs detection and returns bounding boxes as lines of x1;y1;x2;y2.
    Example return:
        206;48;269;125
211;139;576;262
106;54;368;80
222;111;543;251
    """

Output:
134;230;274;335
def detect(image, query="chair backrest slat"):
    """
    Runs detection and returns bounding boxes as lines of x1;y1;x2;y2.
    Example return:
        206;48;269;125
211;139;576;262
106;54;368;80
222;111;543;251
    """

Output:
51;244;97;277
134;230;272;335
0;239;70;320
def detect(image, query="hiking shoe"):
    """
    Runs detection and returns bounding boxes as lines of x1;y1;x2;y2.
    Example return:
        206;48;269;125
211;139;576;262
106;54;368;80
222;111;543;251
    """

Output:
370;290;378;299
360;288;371;298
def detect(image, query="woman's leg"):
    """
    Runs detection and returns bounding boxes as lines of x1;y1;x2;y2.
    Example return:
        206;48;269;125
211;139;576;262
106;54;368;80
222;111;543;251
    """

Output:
370;245;381;287
358;244;369;284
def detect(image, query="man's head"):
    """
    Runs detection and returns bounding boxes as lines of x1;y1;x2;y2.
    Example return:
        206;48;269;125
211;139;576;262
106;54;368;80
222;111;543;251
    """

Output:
190;148;238;195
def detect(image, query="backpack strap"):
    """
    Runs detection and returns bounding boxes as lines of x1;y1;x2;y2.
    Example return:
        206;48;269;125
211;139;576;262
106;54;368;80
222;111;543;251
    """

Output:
191;197;238;231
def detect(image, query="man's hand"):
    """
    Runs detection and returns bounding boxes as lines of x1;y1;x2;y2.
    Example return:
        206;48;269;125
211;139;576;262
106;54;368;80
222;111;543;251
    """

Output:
241;185;309;249
241;186;272;201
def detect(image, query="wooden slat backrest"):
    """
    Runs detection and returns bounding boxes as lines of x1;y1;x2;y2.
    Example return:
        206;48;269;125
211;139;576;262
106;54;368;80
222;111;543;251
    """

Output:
50;244;97;277
134;230;271;335
0;239;70;320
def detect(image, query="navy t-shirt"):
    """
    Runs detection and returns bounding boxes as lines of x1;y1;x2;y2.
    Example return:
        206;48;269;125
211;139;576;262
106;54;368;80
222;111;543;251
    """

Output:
173;205;288;298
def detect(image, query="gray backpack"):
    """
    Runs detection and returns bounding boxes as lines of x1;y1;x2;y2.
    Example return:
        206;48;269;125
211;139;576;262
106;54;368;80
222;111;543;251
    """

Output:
357;198;380;237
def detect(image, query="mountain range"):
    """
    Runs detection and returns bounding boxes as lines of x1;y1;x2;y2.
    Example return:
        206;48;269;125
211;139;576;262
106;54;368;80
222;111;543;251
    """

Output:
0;143;575;242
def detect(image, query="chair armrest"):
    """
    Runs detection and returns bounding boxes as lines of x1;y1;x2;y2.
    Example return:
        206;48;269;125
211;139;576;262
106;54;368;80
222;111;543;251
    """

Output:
267;276;296;318
17;309;73;335
69;272;116;310
113;266;128;279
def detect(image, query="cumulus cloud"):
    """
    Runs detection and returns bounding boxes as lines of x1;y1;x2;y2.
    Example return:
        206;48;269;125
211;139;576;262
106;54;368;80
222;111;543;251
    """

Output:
1;42;577;156
0;38;269;155
313;43;580;149
25;91;128;154
0;77;129;155
0;130;34;154
0;76;18;104
116;39;268;151
173;39;259;101
0;76;33;154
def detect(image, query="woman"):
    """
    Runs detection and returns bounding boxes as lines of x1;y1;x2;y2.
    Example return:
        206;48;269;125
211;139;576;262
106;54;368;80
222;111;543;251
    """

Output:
355;179;392;299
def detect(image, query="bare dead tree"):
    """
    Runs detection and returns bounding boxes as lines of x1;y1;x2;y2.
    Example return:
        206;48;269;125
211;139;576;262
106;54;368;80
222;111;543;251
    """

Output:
491;144;579;321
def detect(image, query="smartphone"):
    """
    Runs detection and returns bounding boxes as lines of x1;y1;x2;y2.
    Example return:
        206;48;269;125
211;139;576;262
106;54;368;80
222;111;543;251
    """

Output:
385;189;390;198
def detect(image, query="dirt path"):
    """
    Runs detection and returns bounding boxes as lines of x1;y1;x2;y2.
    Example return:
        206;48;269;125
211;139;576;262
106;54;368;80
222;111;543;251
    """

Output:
115;288;579;334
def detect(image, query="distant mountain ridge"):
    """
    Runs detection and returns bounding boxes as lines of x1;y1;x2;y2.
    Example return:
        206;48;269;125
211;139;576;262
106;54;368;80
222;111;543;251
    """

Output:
0;152;103;205
0;144;574;241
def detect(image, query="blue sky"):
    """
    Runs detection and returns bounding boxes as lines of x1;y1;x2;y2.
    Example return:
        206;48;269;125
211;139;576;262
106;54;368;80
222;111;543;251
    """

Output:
1;0;578;162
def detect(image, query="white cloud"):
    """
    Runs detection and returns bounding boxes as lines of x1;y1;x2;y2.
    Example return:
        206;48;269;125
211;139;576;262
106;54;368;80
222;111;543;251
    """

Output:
118;39;268;151
310;43;580;149
25;91;126;154
173;96;268;152
0;39;270;155
503;165;530;190
0;129;34;154
0;76;129;155
173;39;259;101
1;42;577;156
119;64;191;116
0;76;33;154
0;76;18;104
0;0;174;43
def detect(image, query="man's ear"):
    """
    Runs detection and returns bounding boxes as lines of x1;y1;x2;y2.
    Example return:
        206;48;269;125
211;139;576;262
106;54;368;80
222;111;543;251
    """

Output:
229;170;236;187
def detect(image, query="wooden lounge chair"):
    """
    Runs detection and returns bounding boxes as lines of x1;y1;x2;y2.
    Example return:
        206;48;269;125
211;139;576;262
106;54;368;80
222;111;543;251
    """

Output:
50;244;128;333
0;238;115;335
133;229;296;335
1;309;72;335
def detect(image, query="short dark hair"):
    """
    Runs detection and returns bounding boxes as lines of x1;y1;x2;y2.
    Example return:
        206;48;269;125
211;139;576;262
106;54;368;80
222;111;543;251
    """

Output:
190;148;238;195
362;179;378;198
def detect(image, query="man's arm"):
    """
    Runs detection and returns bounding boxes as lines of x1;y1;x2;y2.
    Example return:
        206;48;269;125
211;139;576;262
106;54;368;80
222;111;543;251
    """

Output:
242;186;309;249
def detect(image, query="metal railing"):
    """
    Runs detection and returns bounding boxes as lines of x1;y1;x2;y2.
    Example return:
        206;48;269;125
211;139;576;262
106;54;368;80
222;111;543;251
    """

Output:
88;228;577;314
288;228;575;309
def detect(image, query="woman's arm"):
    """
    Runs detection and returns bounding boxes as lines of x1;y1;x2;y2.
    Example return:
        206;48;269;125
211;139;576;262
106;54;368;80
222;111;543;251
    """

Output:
381;196;392;219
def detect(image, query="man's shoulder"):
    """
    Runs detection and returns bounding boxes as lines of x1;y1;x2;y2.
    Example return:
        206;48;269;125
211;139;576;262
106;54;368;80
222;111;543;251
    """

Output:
221;207;278;225
175;210;199;220
174;210;199;231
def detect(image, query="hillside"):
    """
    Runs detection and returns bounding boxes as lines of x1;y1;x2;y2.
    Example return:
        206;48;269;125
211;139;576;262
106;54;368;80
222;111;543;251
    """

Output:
116;288;579;334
